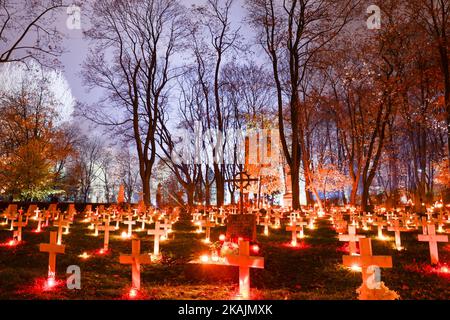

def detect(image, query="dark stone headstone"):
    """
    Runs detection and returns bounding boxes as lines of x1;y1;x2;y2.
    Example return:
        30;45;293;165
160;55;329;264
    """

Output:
226;214;256;241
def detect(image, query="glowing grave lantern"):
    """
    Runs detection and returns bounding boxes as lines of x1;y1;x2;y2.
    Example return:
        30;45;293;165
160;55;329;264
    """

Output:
79;252;90;259
129;288;138;299
119;239;152;291
418;224;448;264
200;254;210;263
251;244;260;254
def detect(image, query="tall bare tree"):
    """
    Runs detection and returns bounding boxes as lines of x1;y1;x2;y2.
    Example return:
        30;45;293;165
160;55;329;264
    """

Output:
0;0;66;66
409;0;450;161
188;0;242;206
81;0;186;206
246;0;357;209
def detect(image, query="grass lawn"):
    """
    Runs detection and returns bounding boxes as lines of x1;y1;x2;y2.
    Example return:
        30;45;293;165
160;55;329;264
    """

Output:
0;215;449;300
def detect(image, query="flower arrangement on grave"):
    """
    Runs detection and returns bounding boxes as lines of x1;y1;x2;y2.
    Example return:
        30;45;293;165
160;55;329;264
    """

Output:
219;241;239;257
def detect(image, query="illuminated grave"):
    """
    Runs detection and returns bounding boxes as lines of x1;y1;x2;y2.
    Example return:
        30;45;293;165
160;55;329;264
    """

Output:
12;214;26;242
98;218;116;250
418;224;448;264
224;240;264;299
53;217;71;245
39;231;65;286
343;238;396;300
339;225;365;255
147;221;166;257
387;220;408;250
123;212;136;237
119;239;152;292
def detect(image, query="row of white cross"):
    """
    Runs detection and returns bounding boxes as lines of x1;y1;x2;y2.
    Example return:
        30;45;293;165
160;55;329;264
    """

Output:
2;203;449;300
2;204;179;294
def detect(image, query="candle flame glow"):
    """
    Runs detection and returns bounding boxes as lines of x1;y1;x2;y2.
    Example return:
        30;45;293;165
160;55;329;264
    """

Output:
79;252;90;259
129;288;137;298
350;264;362;272
47;278;55;288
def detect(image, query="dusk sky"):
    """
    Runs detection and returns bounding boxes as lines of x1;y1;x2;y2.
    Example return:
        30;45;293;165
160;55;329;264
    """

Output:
56;0;251;108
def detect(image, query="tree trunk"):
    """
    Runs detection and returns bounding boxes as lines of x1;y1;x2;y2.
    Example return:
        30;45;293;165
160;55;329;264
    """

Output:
341;191;347;205
214;164;224;206
186;184;195;208
142;170;151;207
305;189;313;206
350;180;359;206
361;184;371;212
290;157;301;210
205;184;211;206
437;44;450;160
230;191;235;205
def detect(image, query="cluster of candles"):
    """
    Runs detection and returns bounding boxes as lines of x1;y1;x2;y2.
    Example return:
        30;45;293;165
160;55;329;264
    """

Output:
199;238;260;264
